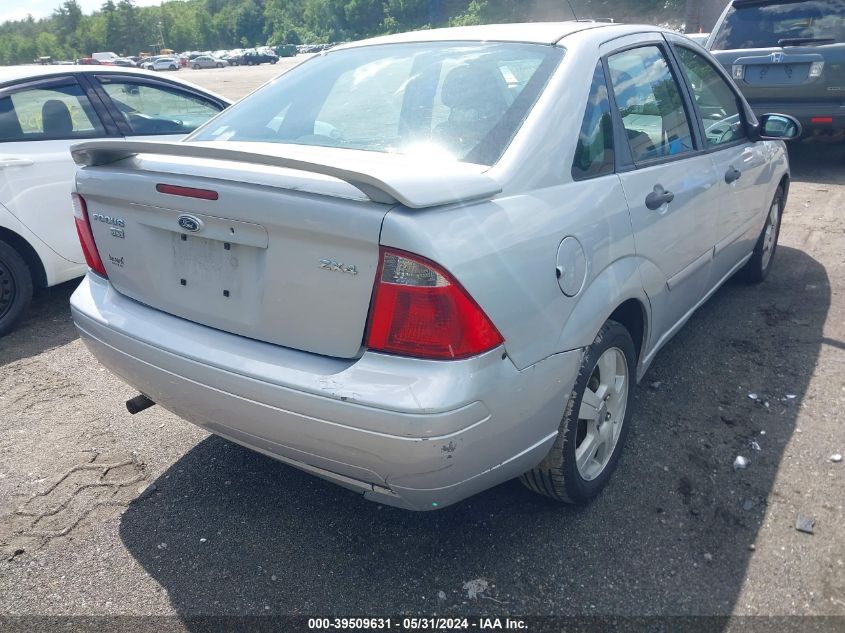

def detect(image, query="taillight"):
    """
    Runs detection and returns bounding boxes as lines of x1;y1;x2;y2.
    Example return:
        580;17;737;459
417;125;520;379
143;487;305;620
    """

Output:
366;248;503;360
71;193;107;278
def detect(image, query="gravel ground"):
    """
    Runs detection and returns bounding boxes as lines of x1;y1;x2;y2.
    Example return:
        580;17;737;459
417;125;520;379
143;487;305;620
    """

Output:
0;62;844;623
181;58;306;101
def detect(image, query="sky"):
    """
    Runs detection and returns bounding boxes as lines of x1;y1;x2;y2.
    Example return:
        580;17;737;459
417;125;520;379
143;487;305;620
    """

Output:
0;0;163;25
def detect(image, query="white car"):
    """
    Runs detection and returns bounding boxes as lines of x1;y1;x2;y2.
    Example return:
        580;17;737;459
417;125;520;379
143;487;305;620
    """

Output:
142;57;180;71
0;65;229;335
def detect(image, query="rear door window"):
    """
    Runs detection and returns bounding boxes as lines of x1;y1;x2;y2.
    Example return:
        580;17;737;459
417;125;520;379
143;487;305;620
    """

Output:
571;62;615;180
607;46;696;163
0;79;105;141
711;0;845;50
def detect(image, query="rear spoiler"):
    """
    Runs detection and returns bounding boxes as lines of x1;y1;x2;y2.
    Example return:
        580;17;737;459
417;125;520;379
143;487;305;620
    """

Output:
70;140;502;209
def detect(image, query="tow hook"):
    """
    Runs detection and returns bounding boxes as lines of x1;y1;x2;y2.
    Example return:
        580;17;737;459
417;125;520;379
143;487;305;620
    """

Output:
126;394;156;415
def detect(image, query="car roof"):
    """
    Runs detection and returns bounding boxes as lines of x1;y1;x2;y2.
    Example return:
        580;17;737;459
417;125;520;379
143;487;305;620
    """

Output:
0;64;231;103
333;21;664;49
0;64;156;83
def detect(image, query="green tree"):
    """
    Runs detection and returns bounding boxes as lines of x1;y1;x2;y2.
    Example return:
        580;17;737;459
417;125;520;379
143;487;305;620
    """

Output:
35;32;62;58
0;0;696;65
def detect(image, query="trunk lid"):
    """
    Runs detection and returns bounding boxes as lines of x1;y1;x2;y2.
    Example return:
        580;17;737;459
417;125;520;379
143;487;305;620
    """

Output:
73;141;499;358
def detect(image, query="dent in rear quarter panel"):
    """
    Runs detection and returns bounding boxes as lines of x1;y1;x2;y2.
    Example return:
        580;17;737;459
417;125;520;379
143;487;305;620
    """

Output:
379;174;636;370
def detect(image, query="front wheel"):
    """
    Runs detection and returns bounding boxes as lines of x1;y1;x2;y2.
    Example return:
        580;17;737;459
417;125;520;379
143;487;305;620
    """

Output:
0;239;34;337
169;65;177;71
739;186;784;283
192;64;200;70
521;320;636;504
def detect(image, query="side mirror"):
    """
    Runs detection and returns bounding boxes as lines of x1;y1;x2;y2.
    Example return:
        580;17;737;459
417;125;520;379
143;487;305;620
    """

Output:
755;113;802;141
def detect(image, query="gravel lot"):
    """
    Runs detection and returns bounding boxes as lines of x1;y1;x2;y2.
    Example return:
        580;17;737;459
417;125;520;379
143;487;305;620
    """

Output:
1;61;844;622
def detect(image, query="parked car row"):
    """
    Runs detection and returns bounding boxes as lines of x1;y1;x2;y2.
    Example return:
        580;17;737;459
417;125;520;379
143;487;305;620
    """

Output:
296;42;342;54
65;45;289;71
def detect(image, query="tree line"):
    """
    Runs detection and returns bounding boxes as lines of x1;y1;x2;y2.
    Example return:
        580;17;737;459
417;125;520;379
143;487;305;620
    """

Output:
0;0;700;65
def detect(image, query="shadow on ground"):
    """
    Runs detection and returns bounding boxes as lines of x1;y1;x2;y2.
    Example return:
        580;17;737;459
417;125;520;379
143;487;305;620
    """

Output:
0;280;79;367
788;141;845;186
118;242;830;617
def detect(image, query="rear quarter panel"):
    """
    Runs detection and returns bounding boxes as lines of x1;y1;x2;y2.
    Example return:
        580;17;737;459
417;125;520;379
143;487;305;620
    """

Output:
380;176;639;371
381;32;647;371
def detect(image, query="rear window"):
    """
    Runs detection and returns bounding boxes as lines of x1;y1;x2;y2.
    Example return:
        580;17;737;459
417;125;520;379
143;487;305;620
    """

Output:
190;42;563;166
0;80;105;141
711;0;845;50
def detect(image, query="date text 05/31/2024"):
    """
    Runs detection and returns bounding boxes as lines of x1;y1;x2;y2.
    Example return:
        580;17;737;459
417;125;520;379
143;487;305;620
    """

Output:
307;618;528;630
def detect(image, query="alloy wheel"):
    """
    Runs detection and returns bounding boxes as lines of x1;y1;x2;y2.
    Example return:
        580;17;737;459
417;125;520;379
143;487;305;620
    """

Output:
761;197;781;270
575;347;629;481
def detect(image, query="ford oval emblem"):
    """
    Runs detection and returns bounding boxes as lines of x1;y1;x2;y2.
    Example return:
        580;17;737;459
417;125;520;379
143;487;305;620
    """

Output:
177;215;202;232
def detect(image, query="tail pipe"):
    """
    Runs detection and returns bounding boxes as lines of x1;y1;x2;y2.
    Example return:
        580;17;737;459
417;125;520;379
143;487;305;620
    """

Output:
126;394;156;415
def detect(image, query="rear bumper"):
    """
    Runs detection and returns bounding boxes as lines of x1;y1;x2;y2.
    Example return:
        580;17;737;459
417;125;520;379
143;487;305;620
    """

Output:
70;274;581;511
747;101;845;134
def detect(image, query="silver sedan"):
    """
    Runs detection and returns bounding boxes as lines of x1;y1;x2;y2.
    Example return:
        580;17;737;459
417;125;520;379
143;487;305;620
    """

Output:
69;22;800;510
190;55;226;69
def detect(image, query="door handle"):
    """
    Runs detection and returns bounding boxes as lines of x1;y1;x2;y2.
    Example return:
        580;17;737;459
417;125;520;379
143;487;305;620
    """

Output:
645;185;675;210
0;157;34;168
725;167;742;184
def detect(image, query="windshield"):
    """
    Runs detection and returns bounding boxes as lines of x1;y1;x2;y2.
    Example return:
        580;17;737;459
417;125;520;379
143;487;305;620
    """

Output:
189;41;563;166
711;0;845;50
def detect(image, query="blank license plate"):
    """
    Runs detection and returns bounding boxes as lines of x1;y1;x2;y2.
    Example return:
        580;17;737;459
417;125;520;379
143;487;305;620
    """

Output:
172;234;245;290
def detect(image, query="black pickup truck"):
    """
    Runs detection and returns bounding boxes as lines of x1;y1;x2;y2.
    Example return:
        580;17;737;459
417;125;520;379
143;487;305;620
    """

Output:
707;0;845;139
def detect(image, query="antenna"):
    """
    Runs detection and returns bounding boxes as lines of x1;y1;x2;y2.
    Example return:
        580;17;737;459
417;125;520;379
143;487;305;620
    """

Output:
565;0;579;21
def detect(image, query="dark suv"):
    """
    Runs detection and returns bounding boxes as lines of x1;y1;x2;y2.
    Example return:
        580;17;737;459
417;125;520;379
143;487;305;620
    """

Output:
707;0;845;139
243;50;279;65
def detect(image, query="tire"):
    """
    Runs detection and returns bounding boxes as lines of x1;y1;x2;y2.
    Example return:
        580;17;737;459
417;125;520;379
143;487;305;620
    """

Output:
0;239;34;337
169;65;176;71
270;58;277;64
521;320;636;504
217;63;223;68
192;64;200;70
739;186;784;283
